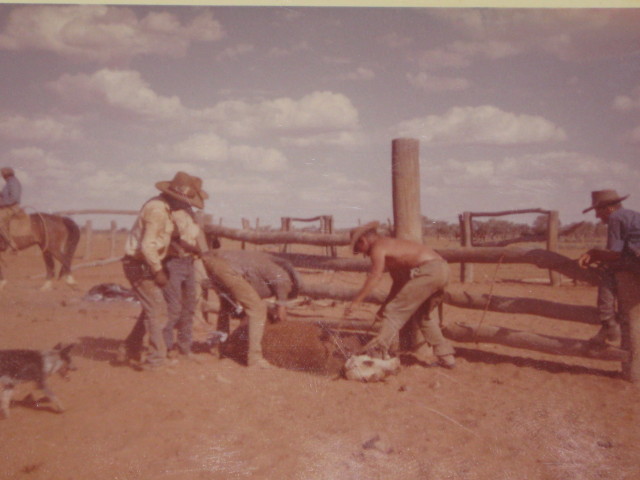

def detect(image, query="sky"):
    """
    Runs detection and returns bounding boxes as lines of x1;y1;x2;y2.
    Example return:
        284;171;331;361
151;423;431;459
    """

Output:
1;4;640;230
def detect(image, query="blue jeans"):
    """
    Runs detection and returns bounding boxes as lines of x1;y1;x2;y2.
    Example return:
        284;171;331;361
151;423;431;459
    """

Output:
162;256;197;354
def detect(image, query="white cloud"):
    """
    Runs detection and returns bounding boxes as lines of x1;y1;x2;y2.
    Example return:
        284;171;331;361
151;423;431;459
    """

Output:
337;67;375;82
0;113;82;142
49;69;187;122
627;125;640;143
166;133;288;171
430;9;640;63
169;133;229;163
216;43;254;61
613;86;640;111
230;145;288;172
0;5;223;62
379;32;411;49
267;41;310;58
199;91;360;142
395;105;567;146
407;72;471;92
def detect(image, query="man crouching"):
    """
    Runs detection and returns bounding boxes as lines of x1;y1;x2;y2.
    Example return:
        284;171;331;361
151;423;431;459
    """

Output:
344;221;455;369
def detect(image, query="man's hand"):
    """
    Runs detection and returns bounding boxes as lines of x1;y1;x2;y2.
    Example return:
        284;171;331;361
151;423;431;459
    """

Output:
578;251;593;269
154;270;169;287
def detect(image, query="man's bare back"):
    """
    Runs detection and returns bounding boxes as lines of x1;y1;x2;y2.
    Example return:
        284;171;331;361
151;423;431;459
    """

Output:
371;236;442;271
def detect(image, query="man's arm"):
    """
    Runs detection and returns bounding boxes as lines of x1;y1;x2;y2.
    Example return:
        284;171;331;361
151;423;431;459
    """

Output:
344;244;386;317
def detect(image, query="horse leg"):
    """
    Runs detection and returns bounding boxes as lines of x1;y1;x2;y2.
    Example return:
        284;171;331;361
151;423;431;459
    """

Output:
50;248;77;287
58;217;79;286
40;251;55;291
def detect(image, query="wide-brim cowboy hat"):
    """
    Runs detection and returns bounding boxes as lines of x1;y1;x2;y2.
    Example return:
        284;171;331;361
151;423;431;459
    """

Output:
349;221;380;254
156;171;208;209
582;189;629;214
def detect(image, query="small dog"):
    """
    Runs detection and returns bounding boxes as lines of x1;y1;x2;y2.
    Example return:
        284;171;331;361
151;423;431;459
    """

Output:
0;343;76;418
342;354;401;383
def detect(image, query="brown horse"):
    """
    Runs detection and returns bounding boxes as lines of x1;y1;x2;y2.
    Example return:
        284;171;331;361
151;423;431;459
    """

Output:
0;213;80;290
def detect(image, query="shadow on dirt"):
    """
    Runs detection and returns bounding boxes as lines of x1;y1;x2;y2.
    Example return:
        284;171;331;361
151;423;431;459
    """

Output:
77;336;122;363
455;346;620;379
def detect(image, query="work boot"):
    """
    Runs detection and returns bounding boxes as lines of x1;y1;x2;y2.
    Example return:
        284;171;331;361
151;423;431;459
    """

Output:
589;322;621;345
437;354;456;369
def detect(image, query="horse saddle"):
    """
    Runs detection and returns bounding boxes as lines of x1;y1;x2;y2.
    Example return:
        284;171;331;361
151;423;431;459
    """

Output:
7;208;32;238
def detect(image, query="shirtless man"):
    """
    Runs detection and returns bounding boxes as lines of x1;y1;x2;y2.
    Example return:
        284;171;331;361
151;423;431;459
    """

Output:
344;221;455;368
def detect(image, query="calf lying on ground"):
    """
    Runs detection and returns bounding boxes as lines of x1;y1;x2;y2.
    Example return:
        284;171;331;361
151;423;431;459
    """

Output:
342;354;401;382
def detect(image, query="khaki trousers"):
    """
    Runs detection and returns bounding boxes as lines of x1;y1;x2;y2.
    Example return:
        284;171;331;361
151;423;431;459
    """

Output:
372;259;454;357
200;252;267;365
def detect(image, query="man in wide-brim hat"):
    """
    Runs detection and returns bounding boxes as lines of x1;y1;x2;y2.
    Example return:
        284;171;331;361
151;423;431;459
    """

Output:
120;171;208;370
578;189;640;345
345;220;456;369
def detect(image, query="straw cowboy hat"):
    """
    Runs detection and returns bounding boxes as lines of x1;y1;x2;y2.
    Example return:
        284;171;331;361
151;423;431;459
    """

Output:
582;189;629;214
349;221;380;253
156;171;208;209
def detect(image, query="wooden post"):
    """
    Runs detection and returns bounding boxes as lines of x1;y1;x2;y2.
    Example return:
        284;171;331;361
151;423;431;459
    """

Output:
109;220;117;258
84;220;92;259
392;138;422;350
322;215;336;257
241;218;250;250
280;217;291;253
617;271;640;383
547;210;561;287
392;138;422;242
459;212;474;283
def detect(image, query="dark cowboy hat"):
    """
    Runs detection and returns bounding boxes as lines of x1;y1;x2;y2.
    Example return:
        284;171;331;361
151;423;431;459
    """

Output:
155;171;208;209
349;221;380;254
582;189;629;214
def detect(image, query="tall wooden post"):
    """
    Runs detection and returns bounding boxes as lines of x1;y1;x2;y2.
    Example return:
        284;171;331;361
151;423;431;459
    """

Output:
547;210;561;286
459;212;474;283
392;138;422;242
392;138;422;350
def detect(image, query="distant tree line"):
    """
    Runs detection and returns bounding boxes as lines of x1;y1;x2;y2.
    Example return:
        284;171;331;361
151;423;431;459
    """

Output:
421;215;607;242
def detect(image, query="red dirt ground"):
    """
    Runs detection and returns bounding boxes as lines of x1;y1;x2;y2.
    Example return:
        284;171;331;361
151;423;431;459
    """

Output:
0;235;638;480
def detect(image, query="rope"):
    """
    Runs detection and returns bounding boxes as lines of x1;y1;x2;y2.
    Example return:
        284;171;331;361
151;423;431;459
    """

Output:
472;253;504;340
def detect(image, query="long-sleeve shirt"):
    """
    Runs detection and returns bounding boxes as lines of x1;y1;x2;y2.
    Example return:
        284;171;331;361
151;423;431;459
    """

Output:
169;208;206;257
124;196;174;274
607;207;640;259
0;176;21;206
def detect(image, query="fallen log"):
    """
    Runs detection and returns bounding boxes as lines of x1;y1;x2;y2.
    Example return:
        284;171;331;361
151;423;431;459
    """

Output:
208;225;600;285
444;289;599;325
443;322;628;362
205;224;349;246
274;248;599;285
298;282;599;325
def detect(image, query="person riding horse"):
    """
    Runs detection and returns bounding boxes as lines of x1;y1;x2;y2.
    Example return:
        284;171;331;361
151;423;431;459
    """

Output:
0;167;21;251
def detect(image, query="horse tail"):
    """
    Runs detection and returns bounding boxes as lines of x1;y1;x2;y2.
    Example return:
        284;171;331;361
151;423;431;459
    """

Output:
59;216;80;278
269;254;301;299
